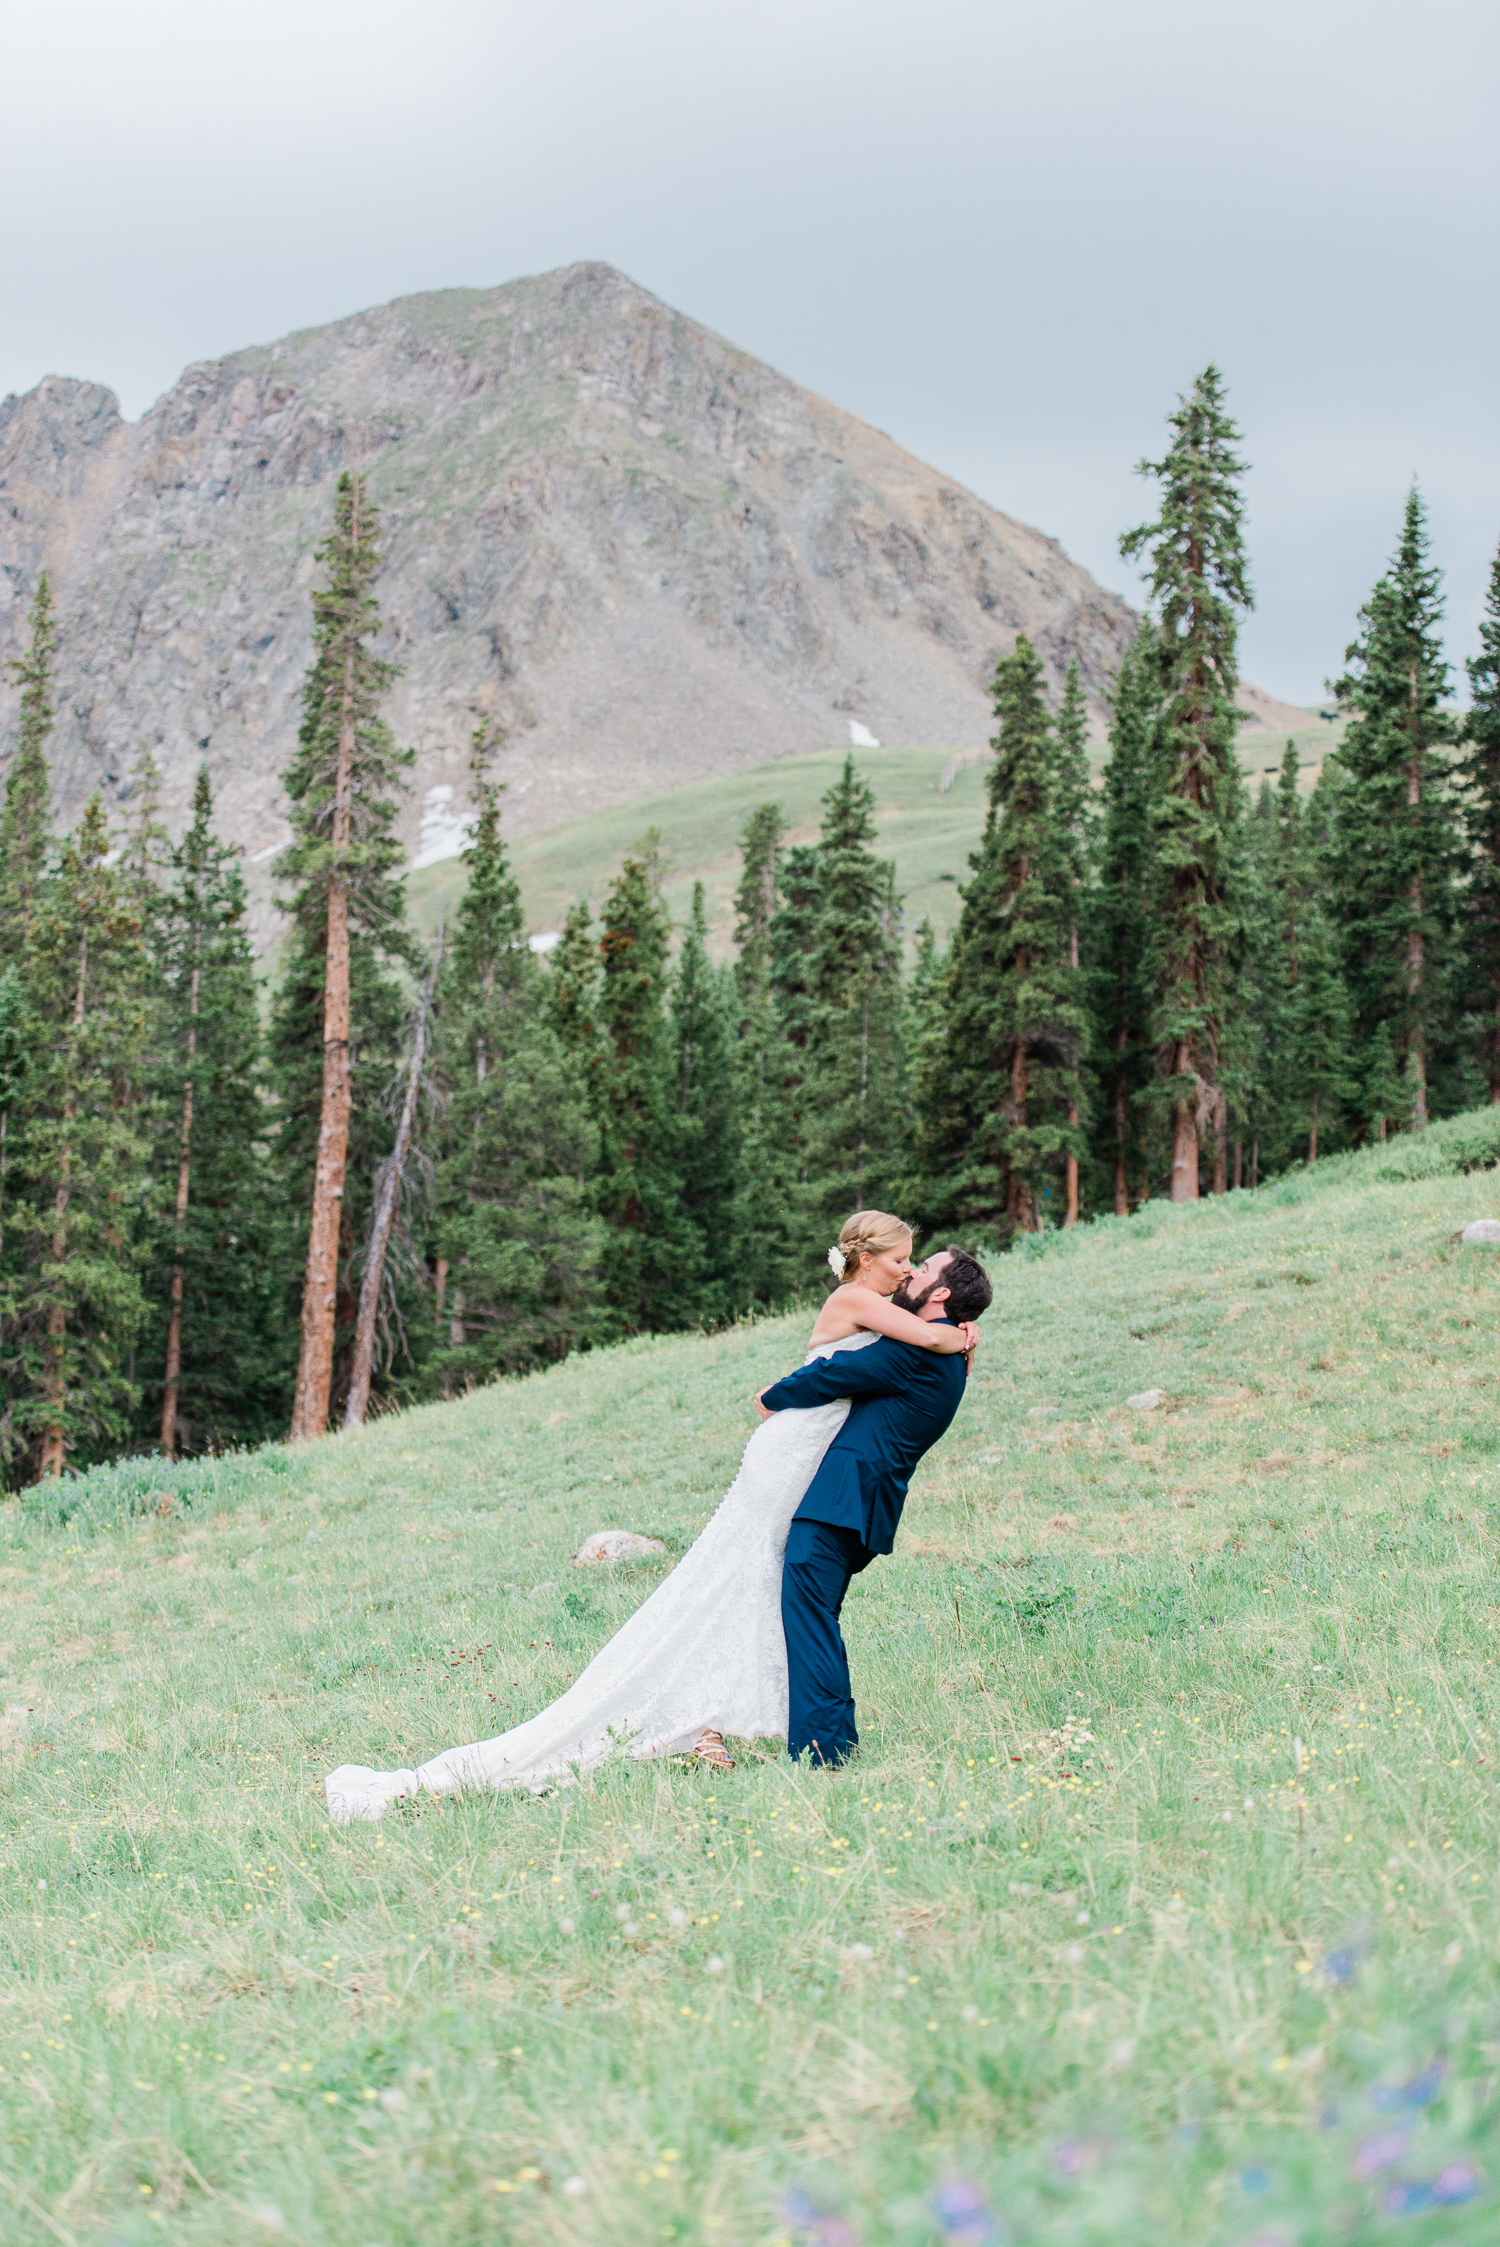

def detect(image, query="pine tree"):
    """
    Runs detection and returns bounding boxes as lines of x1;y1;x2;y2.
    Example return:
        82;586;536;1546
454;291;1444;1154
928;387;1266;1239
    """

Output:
904;916;950;1228
1090;630;1160;1214
1;797;149;1480
596;855;686;1332
670;882;741;1325
1120;366;1252;1201
1227;782;1282;1187
137;768;285;1456
1328;487;1460;1132
425;749;602;1388
730;805;798;1307
915;636;1088;1239
801;759;905;1240
548;901;603;1075
1286;905;1356;1161
766;841;823;1238
1360;1018;1408;1142
118;744;171;924
1461;542;1500;1102
1052;660;1093;1223
277;472;414;1439
0;966;26;1258
1;572;57;958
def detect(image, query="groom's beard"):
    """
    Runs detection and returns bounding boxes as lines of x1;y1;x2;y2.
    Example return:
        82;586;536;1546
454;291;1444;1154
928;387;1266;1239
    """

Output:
892;1276;937;1315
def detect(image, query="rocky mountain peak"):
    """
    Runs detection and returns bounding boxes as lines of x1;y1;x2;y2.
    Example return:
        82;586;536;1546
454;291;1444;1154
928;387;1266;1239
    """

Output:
1;262;1143;944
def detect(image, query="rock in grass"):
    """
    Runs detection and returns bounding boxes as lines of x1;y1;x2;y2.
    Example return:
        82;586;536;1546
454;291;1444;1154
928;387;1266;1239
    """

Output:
1126;1387;1167;1411
1460;1218;1500;1245
573;1530;667;1566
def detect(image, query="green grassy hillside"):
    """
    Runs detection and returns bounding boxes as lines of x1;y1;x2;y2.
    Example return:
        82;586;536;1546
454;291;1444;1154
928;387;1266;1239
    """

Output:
6;1113;1499;2245
405;711;1345;962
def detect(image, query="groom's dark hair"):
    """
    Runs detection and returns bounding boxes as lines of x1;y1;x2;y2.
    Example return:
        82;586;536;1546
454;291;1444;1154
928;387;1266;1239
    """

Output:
941;1247;992;1323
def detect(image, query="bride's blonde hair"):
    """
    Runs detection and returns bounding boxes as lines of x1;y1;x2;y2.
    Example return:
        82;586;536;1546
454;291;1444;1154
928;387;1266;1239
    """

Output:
835;1208;913;1279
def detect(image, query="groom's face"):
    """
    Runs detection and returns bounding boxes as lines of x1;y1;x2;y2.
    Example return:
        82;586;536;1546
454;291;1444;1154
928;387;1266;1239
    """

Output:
893;1250;953;1317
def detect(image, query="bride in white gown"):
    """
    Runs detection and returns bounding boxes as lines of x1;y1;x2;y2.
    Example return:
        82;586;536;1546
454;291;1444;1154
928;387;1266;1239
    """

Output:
324;1212;976;1822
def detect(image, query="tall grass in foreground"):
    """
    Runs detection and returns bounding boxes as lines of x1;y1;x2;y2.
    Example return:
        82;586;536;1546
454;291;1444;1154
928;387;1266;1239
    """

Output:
4;1147;1500;2243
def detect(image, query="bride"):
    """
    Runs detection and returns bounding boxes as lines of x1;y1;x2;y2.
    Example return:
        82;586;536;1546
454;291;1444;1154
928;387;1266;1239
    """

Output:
324;1211;977;1821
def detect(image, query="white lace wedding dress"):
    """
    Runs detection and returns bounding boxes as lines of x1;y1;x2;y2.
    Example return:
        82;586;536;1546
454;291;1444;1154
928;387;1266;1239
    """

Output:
324;1330;876;1822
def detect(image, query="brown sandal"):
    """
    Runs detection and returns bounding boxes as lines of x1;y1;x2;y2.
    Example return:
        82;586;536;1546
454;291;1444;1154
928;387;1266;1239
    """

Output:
693;1728;735;1772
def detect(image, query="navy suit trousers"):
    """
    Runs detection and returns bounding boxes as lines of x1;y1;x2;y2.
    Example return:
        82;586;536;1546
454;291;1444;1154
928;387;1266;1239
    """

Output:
781;1518;875;1765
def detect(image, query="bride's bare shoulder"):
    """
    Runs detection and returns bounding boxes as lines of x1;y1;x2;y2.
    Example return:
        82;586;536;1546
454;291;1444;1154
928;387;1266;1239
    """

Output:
808;1285;866;1330
807;1281;878;1344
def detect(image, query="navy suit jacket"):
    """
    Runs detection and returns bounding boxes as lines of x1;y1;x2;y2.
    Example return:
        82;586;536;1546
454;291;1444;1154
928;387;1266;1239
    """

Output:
760;1325;968;1556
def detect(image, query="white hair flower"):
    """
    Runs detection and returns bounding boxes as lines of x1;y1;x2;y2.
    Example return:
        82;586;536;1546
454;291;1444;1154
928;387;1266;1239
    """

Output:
827;1245;847;1278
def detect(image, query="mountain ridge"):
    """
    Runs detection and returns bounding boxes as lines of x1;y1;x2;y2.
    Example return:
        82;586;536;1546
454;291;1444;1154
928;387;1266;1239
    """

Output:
0;263;1303;945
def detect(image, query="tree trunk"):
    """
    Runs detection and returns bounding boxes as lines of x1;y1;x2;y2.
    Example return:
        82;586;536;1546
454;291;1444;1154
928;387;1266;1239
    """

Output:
1211;1092;1228;1196
1007;1036;1031;1231
1233;1137;1243;1191
39;933;89;1479
1308;1089;1320;1164
1065;922;1079;1226
289;644;357;1443
1490;983;1500;1102
1064;1100;1079;1227
1112;1027;1128;1216
449;1288;466;1350
856;988;869;1208
1169;1042;1198;1203
1406;908;1428;1130
344;937;442;1430
1250;1134;1259;1191
159;944;202;1458
1406;735;1428;1130
433;1256;449;1326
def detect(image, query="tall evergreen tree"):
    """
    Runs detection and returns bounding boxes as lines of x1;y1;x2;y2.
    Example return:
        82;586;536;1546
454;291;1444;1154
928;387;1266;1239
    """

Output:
801;759;905;1239
0;572;57;957
137;768;285;1455
423;752;603;1390
1052;659;1093;1223
914;636;1087;1240
1;798;149;1481
1120;366;1252;1201
1328;487;1460;1131
276;472;413;1439
1286;905;1356;1162
766;841;823;1248
0;967;25;1259
595;855;686;1332
1227;778;1283;1187
670;882;741;1325
1460;541;1500;1102
1090;631;1161;1214
548;902;601;1059
730;805;798;1307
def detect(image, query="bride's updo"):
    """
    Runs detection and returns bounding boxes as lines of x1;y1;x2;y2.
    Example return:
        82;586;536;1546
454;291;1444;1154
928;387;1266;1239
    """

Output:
830;1208;913;1280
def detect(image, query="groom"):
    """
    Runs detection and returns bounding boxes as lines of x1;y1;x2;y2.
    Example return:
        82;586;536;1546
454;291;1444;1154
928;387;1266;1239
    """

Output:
756;1245;992;1767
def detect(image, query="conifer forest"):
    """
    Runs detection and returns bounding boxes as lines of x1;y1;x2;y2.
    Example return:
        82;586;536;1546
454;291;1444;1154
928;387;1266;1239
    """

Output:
3;367;1499;1486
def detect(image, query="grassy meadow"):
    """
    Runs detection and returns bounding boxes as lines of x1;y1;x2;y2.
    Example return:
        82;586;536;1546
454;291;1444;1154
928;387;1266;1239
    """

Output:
6;1115;1500;2244
403;711;1344;966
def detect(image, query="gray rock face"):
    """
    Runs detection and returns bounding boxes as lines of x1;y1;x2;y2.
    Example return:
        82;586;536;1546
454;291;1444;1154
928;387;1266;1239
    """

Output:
1460;1219;1500;1245
1125;1387;1167;1411
0;263;1137;942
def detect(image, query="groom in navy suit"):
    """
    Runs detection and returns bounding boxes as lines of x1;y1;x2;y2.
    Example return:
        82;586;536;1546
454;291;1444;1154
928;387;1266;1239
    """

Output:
756;1246;992;1767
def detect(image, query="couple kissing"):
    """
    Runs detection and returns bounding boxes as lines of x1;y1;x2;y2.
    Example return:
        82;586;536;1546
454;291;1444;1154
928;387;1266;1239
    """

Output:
326;1211;992;1821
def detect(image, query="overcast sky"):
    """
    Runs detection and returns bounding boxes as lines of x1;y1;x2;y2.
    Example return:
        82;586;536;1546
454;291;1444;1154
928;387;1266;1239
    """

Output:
4;0;1495;703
